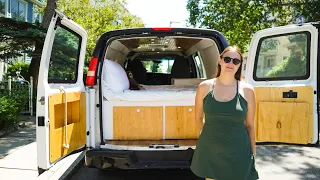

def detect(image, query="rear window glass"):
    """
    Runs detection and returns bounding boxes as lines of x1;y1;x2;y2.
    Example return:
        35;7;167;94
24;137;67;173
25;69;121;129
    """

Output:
254;32;310;81
48;25;81;83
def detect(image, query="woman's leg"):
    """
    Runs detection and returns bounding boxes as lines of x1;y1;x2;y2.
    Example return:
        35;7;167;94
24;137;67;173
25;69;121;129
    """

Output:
206;178;214;180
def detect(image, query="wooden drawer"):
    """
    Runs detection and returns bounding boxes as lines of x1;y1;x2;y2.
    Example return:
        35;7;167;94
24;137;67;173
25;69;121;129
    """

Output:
165;106;199;139
113;106;163;140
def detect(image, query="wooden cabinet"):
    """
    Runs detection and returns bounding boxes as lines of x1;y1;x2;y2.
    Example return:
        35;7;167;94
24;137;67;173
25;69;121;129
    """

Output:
165;106;199;139
257;102;310;144
113;106;163;140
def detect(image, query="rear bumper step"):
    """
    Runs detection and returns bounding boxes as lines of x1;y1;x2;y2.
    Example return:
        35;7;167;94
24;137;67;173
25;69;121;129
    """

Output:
85;148;195;170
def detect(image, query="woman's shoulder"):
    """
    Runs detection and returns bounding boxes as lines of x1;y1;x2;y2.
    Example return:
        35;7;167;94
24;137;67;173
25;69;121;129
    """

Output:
198;78;215;89
239;80;255;102
197;78;215;95
239;80;254;91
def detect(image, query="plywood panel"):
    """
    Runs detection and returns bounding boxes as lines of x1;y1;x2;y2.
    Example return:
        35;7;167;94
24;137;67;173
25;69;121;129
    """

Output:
165;106;199;139
113;106;163;140
49;92;86;163
254;86;314;143
258;102;310;144
105;139;197;146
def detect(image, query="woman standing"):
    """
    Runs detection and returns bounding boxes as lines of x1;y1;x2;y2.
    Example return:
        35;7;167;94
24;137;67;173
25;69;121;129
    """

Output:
190;46;259;180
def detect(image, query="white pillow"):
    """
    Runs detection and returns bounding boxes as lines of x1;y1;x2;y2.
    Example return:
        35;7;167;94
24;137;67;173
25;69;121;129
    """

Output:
102;59;129;93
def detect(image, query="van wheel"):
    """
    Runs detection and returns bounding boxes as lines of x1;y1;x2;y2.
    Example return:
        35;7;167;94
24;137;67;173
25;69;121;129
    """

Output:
38;167;46;175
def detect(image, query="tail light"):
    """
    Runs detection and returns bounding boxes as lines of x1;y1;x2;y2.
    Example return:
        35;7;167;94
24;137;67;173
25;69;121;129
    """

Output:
86;57;98;86
152;27;173;31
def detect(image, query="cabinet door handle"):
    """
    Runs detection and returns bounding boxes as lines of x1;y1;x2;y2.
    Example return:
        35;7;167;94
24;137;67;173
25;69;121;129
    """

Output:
136;109;140;113
189;108;193;112
276;121;281;129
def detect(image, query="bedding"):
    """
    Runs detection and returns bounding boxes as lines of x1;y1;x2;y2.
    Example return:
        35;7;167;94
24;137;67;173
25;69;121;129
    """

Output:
103;85;198;102
101;59;129;93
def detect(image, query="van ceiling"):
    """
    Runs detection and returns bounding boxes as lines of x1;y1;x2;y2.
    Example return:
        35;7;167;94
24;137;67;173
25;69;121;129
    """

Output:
118;37;202;52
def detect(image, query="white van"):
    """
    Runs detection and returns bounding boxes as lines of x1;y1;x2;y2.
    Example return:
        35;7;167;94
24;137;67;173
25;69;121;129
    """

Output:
36;11;320;173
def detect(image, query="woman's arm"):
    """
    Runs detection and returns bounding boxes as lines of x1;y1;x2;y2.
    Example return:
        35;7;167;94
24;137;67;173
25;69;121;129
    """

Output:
195;82;208;134
244;84;257;157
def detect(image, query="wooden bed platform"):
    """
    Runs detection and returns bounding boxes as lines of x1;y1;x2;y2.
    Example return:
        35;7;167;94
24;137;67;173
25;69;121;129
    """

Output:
104;139;198;146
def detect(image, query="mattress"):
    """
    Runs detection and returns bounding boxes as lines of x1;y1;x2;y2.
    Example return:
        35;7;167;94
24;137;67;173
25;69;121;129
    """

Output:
103;85;198;102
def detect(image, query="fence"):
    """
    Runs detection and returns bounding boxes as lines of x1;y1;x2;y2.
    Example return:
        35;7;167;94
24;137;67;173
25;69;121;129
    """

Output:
0;76;33;116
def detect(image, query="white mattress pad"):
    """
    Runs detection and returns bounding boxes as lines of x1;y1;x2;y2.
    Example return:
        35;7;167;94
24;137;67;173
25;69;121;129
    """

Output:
103;85;198;102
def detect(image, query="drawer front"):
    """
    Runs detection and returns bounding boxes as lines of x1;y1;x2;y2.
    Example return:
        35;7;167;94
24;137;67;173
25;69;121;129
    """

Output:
113;106;163;140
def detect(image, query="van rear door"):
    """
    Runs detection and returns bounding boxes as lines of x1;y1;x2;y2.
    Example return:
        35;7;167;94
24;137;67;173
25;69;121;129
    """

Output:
246;23;319;145
36;11;88;171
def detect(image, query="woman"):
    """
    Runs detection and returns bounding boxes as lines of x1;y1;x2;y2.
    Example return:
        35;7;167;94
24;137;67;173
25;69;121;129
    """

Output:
190;46;259;180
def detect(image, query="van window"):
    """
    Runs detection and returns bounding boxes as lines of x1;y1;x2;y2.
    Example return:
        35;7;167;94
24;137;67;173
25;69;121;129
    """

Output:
48;25;81;83
254;32;310;80
141;58;174;74
193;54;204;78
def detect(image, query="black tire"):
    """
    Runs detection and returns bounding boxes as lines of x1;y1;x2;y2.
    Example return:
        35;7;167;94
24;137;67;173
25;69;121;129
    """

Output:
38;167;46;175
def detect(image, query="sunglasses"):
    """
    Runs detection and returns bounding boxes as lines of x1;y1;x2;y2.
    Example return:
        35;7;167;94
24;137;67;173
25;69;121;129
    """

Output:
222;56;242;65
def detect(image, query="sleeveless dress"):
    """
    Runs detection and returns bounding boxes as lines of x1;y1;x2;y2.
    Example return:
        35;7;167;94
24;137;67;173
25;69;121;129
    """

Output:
190;79;259;180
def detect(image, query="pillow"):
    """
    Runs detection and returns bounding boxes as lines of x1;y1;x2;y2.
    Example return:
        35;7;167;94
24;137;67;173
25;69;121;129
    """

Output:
102;59;129;93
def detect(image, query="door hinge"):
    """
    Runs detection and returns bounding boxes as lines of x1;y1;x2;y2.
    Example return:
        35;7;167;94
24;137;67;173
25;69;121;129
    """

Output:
39;96;45;105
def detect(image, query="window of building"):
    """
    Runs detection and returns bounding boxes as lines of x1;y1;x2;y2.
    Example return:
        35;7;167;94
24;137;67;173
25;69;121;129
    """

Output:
0;0;6;16
33;6;42;23
12;0;27;21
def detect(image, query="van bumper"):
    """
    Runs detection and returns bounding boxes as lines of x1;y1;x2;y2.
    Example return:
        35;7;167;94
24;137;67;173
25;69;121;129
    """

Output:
85;148;194;170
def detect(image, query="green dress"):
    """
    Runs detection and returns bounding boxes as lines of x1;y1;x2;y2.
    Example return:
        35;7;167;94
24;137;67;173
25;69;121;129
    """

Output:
190;80;259;180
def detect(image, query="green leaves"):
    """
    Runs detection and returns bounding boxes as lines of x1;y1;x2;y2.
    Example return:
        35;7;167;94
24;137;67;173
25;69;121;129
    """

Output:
0;17;46;63
187;0;320;52
57;0;145;61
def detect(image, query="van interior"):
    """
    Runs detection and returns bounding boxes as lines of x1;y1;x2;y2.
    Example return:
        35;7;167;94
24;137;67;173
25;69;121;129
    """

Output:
100;36;220;148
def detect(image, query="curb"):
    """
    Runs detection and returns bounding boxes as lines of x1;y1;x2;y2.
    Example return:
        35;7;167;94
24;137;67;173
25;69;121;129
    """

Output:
60;152;85;180
38;151;85;180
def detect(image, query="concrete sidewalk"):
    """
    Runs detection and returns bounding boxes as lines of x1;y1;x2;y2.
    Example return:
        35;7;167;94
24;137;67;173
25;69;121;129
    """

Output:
0;116;38;179
0;116;84;180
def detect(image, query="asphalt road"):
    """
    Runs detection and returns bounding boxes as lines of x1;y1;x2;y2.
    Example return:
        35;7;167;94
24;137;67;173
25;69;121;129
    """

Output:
69;145;320;180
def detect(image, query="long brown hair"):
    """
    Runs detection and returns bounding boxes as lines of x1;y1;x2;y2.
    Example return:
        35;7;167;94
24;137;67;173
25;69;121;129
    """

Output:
215;46;243;80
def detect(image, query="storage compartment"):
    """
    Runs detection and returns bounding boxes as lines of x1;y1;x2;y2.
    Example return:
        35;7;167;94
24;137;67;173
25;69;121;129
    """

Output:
113;106;163;140
100;35;220;146
257;102;310;144
49;92;86;163
165;106;199;139
254;86;314;144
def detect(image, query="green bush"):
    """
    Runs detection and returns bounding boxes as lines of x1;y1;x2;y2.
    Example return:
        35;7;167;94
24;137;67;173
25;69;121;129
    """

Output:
0;82;30;131
0;96;20;131
5;62;29;80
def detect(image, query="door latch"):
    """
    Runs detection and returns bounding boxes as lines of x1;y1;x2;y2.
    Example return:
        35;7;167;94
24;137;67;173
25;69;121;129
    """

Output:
283;90;297;98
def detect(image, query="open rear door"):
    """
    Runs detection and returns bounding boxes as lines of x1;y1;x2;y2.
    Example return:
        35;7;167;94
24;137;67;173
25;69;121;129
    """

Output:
246;23;319;145
36;11;88;171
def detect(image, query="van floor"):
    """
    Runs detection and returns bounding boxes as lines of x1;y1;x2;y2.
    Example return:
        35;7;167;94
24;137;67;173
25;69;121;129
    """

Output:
104;139;198;146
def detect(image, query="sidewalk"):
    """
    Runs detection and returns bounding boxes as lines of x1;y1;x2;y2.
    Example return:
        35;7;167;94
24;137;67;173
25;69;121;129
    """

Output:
0;116;38;179
0;116;84;180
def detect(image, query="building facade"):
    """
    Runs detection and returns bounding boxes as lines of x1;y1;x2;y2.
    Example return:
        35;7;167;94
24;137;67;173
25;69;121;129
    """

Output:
0;0;45;81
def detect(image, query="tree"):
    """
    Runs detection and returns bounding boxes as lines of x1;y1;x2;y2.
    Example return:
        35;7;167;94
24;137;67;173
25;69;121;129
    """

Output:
27;0;58;87
26;0;144;87
57;0;144;62
0;17;46;64
186;0;320;52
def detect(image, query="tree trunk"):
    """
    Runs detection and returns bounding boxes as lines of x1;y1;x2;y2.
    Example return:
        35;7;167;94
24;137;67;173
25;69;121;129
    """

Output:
27;0;57;87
